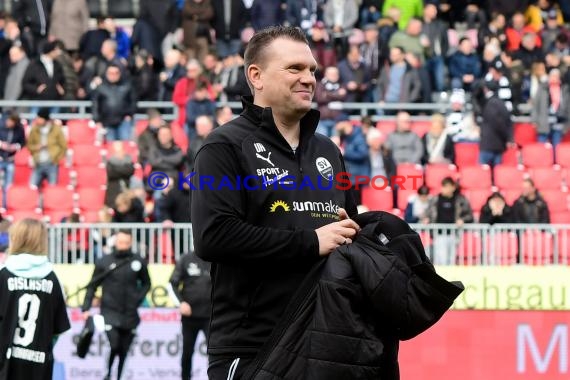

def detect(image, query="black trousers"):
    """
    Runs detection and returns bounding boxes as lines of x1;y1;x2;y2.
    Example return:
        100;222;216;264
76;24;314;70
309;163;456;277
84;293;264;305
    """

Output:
207;356;254;380
105;326;136;379
181;317;209;380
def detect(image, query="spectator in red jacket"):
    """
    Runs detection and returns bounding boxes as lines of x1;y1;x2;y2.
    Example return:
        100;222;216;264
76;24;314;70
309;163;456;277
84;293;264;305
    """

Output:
172;59;215;127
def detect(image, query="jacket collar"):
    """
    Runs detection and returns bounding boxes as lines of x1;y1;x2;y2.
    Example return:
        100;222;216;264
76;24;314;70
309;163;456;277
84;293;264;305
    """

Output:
240;96;321;151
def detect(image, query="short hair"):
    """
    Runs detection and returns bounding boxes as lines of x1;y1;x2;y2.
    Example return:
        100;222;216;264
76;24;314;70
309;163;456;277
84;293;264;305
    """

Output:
8;218;48;256
117;229;132;236
147;108;161;119
243;26;309;92
431;113;446;125
103;39;118;52
391;46;406;54
523;178;535;188
441;176;456;187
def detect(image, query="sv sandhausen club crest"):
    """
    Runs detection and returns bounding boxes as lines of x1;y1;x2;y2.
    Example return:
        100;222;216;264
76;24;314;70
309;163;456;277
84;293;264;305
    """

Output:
315;157;333;180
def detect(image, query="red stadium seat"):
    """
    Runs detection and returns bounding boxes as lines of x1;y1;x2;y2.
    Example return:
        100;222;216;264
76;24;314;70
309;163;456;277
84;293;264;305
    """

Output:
551;211;570;224
425;164;458;193
464;189;493;215
493;165;527;190
457;232;482;265
81;210;101;223
513;122;537;146
521;230;554;265
521;143;554;168
5;210;44;222
57;166;73;187
528;166;565;190
375;120;396;135
65;119;97;146
71;145;106;167
72;167;107;189
556;143;570;168
43;186;75;213
6;186;40;212
396;188;417;211
411;120;431;137
459;165;492;190
13;149;32;166
135;120;148;137
44;210;74;223
396;163;424;191
77;188;106;211
540;189;569;213
500;189;521;206
501;145;520;166
454;143;479;168
361;187;393;211
172;126;189;152
13;166;32;186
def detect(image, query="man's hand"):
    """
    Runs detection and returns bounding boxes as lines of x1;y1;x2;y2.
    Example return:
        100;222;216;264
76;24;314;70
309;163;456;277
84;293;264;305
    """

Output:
180;302;192;317
37;84;47;94
82;311;90;321
315;208;360;256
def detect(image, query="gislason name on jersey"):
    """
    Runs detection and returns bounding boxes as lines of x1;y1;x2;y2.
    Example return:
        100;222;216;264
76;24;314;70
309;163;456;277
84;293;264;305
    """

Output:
7;277;54;294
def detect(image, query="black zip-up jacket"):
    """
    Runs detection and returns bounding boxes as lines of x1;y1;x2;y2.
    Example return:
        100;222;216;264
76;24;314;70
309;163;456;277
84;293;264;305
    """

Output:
168;252;212;318
480;94;513;153
191;96;357;359
0;120;26;162
81;250;151;330
242;211;464;380
91;78;137;127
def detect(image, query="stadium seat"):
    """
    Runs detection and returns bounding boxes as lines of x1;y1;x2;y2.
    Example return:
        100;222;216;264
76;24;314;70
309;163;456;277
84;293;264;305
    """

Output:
425;164;458;192
521;230;554;265
6;186;40;212
411;120;431;137
454;143;479;168
13;149;32;167
528;166;565;190
493;165;526;190
361;187;393;211
57;166;73;187
540;189;569;213
396;188;417;211
464;189;493;215
172;126;189;152
513;122;537;146
556;143;570;168
42;186;76;214
459;165;492;190
375;120;396;135
44;210;74;224
521;143;554;168
551;211;570;224
135;120;148;137
5;210;44;222
500;189;521;206
501;145;520;166
72;167;107;189
71;145;106;167
77;188;106;211
396;163;424;191
457;231;482;265
65;119;98;145
81;210;101;223
13;166;32;186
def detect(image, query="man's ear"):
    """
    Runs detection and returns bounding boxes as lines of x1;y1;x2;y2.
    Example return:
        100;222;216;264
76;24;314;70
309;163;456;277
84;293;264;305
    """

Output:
247;64;263;91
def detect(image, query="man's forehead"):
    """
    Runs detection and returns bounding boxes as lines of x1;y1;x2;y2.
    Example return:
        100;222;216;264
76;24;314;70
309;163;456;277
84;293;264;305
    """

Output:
265;38;317;64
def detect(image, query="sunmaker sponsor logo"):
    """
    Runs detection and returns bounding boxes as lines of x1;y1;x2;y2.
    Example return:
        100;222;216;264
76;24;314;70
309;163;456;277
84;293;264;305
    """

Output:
269;200;340;215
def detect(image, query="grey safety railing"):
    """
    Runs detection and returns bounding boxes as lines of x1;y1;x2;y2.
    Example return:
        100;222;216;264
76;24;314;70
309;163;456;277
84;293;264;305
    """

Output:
47;223;193;264
409;223;570;266
44;222;570;265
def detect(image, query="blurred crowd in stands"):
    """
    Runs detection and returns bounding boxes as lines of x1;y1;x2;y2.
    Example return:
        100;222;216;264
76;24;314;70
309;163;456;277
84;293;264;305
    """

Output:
0;0;569;231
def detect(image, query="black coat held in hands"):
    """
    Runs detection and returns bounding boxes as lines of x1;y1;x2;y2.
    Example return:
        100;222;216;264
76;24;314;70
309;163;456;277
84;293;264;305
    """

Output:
242;211;464;380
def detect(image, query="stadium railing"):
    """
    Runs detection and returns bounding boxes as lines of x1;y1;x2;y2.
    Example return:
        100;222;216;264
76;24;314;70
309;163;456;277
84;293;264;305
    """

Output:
0;100;533;123
44;222;570;266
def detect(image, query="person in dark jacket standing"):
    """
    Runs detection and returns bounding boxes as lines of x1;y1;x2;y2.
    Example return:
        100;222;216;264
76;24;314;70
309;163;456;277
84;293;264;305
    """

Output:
191;26;360;379
478;81;514;167
92;64;137;142
210;0;249;58
81;230;151;380
105;141;135;208
512;178;550;223
168;251;211;380
0;112;26;206
12;0;53;57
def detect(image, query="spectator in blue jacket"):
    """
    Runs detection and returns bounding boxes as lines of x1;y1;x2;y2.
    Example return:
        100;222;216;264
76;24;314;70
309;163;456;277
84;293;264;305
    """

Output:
103;17;131;61
185;81;216;141
449;37;482;91
336;119;369;204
